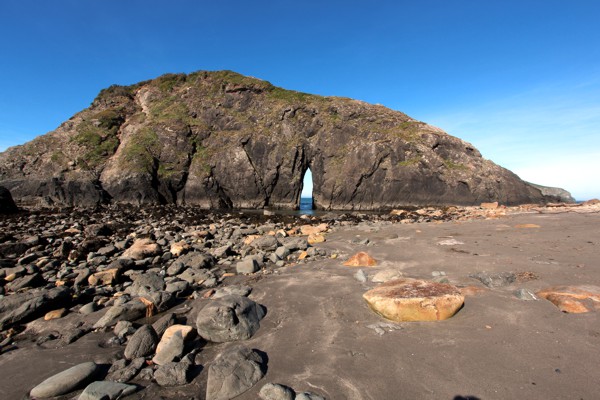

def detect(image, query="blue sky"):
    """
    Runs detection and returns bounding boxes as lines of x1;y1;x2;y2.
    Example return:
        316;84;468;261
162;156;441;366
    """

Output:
1;1;599;200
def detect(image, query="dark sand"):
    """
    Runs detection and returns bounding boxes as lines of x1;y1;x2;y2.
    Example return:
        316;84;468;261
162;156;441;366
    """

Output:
1;210;599;399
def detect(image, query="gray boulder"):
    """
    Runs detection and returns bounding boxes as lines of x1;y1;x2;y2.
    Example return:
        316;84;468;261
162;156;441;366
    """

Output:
196;295;265;342
30;361;99;398
0;286;70;330
93;300;147;329
206;346;267;400
106;357;145;383
236;258;259;274
124;324;159;359
251;235;278;251
153;358;192;386
78;380;137;400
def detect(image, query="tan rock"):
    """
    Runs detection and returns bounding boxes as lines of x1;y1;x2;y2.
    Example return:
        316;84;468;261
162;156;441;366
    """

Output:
243;235;261;246
88;268;119;286
4;273;17;282
170;241;190;257
155;324;195;355
536;285;600;313
480;202;499;209
44;308;67;321
298;251;308;260
307;233;325;245
122;238;161;260
390;209;406;216
363;278;464;322
459;286;487;297
514;224;541;229
343;252;377;267
300;223;328;236
372;269;403;283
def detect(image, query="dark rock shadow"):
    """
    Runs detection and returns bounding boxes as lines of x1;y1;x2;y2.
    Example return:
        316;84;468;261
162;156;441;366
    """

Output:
454;396;482;400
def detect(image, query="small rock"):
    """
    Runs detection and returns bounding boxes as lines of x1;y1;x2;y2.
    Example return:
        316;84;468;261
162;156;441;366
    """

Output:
236;258;259;274
121;238;161;260
106;357;145;383
153;324;194;365
514;288;538;301
437;238;464;246
343;252;377;267
354;269;367;283
124;325;159;360
372;269;402;283
259;383;295;400
296;392;326;400
44;308;67;321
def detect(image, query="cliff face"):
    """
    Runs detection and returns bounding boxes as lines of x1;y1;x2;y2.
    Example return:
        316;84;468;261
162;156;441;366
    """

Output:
0;71;559;209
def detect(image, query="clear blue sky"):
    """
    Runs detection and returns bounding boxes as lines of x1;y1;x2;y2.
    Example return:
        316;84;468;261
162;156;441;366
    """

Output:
1;1;599;200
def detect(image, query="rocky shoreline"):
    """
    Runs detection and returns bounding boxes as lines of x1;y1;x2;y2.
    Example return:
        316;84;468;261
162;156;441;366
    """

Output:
1;200;599;399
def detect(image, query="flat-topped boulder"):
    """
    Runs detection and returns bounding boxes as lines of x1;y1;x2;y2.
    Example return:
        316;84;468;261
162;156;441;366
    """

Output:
363;278;464;322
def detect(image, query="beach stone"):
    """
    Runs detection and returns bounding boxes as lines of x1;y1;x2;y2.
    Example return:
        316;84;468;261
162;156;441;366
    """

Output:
236;258;259;274
124;324;159;359
251;235;278;251
153;359;192;386
126;272;165;297
178;252;215;269
170;241;190;257
343;252;377;267
437;238;464;246
44;308;67;320
78;380;137;400
354;269;367;283
93;300;147;328
121;238;161;260
514;288;538;301
469;271;516;288
536;285;600;313
259;383;295;400
88;268;119;286
196;295;265;342
30;361;99;398
206;346;266;400
363;278;464;322
300;223;328;235
307;233;325;245
213;285;252;299
106;357;145;383
274;246;290;260
152;312;177;337
280;237;309;251
153;324;194;365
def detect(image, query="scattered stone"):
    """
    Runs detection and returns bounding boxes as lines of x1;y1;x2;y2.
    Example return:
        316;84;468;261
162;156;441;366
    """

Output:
300;224;328;235
196;295;265;342
480;202;499;209
363;278;464;322
30;361;99;398
514;288;538;301
366;322;402;336
251;235;279;251
514;224;541;229
259;383;295;400
307;233;326;245
153;324;194;365
536;285;600;313
44;308;67;320
152;312;177;337
236;258;259;274
343;252;377;267
78;380;137;400
372;269;402;283
354;269;367;283
93;300;147;329
170;241;190;257
88;268;119;286
106;357;145;383
437;238;464;246
206;346;266;400
154;357;192;387
469;271;516;288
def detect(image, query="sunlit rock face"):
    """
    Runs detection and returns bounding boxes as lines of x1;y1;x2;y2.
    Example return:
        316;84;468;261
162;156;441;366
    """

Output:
0;70;563;210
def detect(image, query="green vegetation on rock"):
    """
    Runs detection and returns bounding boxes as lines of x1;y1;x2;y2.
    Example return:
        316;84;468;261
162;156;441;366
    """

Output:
122;126;160;172
72;108;123;169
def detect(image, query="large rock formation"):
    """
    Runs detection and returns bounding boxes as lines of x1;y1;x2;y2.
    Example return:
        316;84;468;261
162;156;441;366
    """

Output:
0;71;567;209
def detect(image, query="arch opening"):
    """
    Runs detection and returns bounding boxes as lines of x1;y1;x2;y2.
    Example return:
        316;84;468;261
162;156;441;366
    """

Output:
299;167;314;211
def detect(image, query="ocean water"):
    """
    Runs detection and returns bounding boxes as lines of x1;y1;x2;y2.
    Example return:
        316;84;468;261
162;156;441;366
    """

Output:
299;197;314;213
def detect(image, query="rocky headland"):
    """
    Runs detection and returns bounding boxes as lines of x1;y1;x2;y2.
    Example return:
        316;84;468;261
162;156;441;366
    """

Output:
0;200;599;399
0;70;569;210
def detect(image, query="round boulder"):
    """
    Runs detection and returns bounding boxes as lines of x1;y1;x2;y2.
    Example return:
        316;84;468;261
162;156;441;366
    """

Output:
196;295;265;342
363;278;464;322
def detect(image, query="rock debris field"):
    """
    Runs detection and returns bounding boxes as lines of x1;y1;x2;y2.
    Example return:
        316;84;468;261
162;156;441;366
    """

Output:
0;201;599;399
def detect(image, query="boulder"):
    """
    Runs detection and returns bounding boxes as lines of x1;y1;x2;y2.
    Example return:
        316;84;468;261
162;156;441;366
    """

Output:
206;346;266;400
30;362;99;398
0;186;18;213
196;295;265;342
259;383;296;400
363;278;464;322
153;359;192;386
153;324;194;365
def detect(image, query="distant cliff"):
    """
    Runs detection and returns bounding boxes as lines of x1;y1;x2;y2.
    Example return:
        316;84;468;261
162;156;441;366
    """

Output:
0;70;567;209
